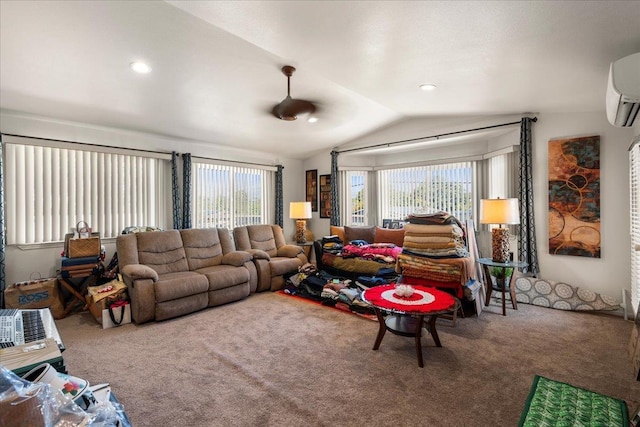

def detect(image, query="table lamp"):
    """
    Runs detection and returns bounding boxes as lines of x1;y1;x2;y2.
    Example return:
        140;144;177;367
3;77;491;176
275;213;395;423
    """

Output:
480;198;520;263
289;201;312;244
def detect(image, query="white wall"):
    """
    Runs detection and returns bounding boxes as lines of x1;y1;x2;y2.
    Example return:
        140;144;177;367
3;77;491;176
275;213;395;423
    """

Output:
1;111;303;285
304;112;636;301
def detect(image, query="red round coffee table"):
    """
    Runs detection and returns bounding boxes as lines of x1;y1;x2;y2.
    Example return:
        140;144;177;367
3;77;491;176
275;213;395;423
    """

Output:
361;284;455;368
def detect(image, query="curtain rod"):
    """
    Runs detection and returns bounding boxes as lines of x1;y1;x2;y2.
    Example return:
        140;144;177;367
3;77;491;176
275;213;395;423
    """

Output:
336;118;537;154
1;132;280;168
1;132;172;156
191;155;278;168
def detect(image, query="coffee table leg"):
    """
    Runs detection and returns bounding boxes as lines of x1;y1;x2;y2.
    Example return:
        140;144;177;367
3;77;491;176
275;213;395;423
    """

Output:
372;308;386;350
415;315;424;368
426;315;442;347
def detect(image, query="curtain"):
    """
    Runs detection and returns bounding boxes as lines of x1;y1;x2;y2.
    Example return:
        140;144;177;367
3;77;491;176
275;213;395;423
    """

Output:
275;164;284;228
518;117;539;275
172;151;181;230
330;150;340;226
182;153;192;229
0;136;5;308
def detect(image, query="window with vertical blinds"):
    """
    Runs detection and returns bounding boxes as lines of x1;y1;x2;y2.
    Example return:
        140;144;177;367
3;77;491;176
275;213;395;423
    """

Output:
377;162;474;222
4;139;170;244
630;141;640;315
339;170;368;226
192;161;275;230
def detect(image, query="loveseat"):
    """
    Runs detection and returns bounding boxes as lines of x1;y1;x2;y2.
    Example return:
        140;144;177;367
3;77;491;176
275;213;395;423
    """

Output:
116;228;256;323
233;225;307;291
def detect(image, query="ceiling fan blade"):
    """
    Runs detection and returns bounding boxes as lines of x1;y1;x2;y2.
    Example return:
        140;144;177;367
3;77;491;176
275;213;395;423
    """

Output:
271;96;316;121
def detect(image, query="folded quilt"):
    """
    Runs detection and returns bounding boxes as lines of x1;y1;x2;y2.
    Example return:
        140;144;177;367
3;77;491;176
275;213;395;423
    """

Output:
403;241;459;250
397;253;476;285
403;235;460;243
402;247;470;258
402;223;464;237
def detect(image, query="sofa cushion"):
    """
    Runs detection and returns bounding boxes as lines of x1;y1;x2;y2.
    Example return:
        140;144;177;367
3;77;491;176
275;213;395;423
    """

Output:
270;256;304;277
374;227;405;247
181;228;224;270
196;265;250;291
154;271;209;303
246;225;279;257
344;226;375;244
137;230;189;274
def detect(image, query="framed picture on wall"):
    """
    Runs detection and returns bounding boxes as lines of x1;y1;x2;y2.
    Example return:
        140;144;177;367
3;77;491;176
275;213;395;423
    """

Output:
319;174;331;218
306;170;318;212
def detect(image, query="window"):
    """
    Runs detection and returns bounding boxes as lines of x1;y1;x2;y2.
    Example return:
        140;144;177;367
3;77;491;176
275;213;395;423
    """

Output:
339;170;368;225
192;161;275;229
377;162;474;223
630;140;640;314
4;138;169;244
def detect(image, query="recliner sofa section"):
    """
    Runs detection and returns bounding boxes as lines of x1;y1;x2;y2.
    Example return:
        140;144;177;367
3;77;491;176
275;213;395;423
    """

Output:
233;224;307;292
116;228;256;323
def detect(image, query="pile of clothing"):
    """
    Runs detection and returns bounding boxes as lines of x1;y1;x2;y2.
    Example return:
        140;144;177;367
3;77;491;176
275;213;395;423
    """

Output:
283;263;375;315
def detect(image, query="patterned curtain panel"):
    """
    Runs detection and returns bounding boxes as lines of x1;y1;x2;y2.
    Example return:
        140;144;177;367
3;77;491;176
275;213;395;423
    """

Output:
172;151;181;230
275;164;284;228
330;150;340;226
0;136;5;308
518;117;540;275
182;153;192;229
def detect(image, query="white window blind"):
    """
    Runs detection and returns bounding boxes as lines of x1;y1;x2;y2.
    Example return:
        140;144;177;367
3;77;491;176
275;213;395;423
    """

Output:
377;162;474;222
630;142;640;315
339;170;368;225
4;141;169;244
192;162;274;229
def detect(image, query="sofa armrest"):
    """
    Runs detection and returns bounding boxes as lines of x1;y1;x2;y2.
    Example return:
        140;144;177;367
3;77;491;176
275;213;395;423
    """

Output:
121;264;159;283
277;244;303;258
222;251;253;267
247;249;270;260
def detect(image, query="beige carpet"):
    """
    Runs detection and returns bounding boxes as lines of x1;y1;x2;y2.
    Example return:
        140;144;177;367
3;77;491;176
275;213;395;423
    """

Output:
55;292;640;426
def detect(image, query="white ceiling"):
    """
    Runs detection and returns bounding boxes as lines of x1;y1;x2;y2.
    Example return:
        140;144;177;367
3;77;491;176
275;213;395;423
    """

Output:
1;1;639;159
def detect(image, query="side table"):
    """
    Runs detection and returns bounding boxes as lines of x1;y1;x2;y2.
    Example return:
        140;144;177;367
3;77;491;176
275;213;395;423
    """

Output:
59;255;100;317
288;241;314;263
477;258;528;316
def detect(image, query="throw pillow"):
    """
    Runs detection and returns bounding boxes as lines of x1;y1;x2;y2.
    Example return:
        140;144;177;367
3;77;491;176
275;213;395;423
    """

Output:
344;226;375;244
329;226;345;242
374;227;405;247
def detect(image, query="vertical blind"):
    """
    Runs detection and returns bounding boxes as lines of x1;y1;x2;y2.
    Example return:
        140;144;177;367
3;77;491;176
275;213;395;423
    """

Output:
4;142;169;244
376;162;474;223
630;142;640;315
192;162;275;230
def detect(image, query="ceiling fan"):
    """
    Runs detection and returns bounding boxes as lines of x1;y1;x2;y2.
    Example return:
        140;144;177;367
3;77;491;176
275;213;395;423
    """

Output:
271;65;317;121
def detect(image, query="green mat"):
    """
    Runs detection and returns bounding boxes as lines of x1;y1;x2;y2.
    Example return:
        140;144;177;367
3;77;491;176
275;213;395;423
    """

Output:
519;375;629;427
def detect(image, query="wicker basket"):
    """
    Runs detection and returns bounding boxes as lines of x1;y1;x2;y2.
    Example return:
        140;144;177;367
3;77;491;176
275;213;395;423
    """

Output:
67;236;101;258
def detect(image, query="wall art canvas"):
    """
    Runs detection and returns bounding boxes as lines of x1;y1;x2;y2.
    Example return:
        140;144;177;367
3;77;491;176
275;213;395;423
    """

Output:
319;174;331;218
548;135;600;258
306;170;318;212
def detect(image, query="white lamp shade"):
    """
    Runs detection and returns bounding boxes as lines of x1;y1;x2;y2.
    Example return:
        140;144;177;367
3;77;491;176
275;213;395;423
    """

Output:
289;201;312;219
480;198;520;225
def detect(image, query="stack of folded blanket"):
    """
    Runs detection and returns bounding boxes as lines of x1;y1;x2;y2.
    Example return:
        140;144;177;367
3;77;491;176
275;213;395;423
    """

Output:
401;223;469;258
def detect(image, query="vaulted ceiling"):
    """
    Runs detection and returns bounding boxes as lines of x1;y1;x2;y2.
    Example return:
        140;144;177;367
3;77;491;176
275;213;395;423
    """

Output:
1;1;639;159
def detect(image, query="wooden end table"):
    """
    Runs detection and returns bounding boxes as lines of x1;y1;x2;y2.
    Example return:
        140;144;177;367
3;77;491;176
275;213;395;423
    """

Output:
477;258;528;316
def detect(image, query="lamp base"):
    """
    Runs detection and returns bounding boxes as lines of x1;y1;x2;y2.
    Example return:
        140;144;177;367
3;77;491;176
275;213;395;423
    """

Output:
491;228;510;263
295;219;307;244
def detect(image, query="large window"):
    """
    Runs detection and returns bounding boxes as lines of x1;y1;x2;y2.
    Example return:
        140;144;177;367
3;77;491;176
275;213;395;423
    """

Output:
4;137;169;244
377;162;474;223
339;170;368;226
630;141;640;315
192;161;275;229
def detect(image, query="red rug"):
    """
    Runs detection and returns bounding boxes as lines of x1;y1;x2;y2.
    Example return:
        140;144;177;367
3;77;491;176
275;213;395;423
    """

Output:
276;290;377;321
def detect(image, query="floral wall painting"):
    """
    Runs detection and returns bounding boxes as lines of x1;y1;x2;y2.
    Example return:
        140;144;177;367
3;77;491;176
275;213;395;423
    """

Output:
548;135;600;258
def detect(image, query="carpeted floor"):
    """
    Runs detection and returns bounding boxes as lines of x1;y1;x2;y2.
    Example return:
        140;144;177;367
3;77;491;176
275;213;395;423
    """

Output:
54;292;640;426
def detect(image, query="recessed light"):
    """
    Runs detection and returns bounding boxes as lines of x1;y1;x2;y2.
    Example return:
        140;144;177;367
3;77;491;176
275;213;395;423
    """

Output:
130;61;152;74
307;116;318;123
420;84;437;91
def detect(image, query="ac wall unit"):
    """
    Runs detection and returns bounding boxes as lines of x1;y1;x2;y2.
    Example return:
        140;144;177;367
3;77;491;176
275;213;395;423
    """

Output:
606;52;640;127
